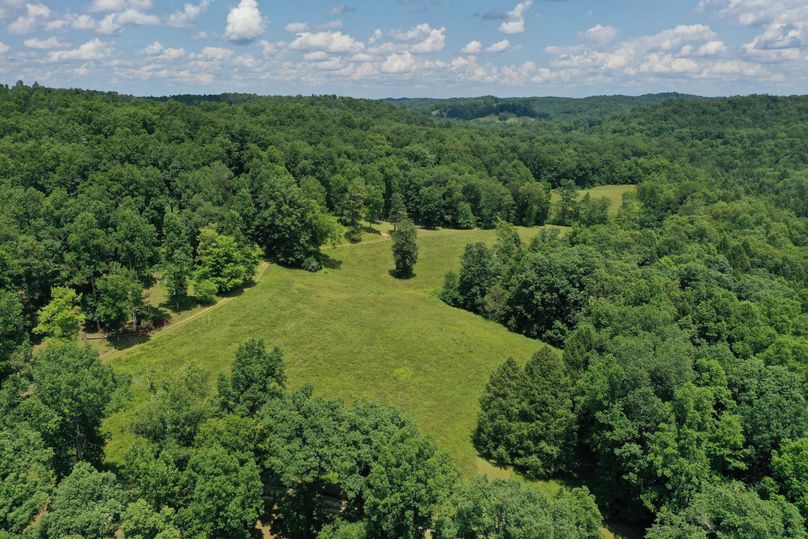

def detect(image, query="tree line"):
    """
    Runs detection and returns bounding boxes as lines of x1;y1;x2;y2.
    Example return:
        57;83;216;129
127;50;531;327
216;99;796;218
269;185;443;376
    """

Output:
0;338;604;538
441;166;808;536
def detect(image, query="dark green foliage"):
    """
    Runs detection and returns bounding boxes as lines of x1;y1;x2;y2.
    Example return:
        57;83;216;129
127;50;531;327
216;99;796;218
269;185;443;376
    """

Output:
364;427;460;538
435;477;602;539
133;364;211;447
95;265;146;332
0;426;54;533
456;202;477;229
555;180;580;225
453;242;499;314
578;193;610;225
318;520;367;539
120;499;181;539
178;443;263;539
513;181;550;226
502;244;601;345
161;210;193;309
418;185;444;229
729;361;807;478
217;339;286;416
391;219;418;277
647;482;806;539
120;439;183;511
31;343;120;475
112;205;157;277
474;348;575;477
2;85;808;538
773;438;808;518
0;291;25;361
438;271;462;307
343;178;367;243
42;462;126;539
255;175;338;267
388;192;408;230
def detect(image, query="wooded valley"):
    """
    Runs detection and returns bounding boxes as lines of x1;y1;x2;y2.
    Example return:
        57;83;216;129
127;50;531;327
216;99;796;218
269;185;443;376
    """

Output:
1;84;807;538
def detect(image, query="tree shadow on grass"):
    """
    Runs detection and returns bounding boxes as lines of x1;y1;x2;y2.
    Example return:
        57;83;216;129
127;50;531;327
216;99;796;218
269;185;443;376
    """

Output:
219;286;248;299
388;269;416;279
106;333;151;351
158;294;199;314
321;254;343;270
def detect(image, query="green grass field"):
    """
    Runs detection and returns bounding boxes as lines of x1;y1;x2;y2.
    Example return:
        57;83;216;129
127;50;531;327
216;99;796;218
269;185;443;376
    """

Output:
550;184;637;216
105;224;556;477
103;217;641;537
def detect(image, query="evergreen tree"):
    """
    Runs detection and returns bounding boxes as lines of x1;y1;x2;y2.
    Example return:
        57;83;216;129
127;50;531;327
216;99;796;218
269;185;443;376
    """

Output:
474;348;574;477
556;179;580;225
456;201;476;229
473;358;524;466
344;178;367;243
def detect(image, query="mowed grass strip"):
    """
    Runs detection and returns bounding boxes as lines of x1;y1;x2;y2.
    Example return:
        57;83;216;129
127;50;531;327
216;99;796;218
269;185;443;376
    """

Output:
105;225;555;476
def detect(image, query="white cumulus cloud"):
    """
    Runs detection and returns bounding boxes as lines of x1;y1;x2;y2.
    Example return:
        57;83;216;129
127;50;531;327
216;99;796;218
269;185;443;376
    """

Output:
486;39;511;53
289;31;363;53
47;38;108;61
499;0;532;34
89;0;153;12
8;2;51;34
24;36;68;48
381;51;415;73
285;22;309;32
199;46;234;59
97;8;159;34
582;24;619;45
166;0;210;28
225;0;265;44
461;40;482;54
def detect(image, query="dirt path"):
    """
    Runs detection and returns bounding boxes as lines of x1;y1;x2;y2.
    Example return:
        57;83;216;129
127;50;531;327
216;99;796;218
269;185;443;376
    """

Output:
160;261;271;333
104;229;405;359
101;262;270;360
329;230;391;249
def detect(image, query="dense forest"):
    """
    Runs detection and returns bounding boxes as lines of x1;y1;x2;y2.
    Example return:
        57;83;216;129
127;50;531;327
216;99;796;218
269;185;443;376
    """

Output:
1;83;807;538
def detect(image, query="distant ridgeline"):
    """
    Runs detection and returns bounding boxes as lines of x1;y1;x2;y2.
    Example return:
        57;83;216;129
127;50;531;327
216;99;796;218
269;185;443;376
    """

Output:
384;93;706;122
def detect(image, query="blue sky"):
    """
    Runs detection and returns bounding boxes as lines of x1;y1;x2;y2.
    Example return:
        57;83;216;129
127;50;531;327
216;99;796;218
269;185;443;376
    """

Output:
0;0;806;97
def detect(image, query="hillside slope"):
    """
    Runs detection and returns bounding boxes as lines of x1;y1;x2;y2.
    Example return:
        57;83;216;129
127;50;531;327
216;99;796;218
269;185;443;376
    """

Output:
106;225;553;476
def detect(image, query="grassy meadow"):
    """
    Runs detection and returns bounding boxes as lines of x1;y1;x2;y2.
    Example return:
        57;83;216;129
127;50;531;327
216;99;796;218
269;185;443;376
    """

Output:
105;223;556;477
551;184;637;216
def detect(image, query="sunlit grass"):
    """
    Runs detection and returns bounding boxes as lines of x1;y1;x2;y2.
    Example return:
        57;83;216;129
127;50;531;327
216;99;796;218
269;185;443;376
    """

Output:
104;223;555;476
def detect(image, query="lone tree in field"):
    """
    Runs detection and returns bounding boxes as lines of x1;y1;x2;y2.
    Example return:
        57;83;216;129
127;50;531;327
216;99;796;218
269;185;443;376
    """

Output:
391;219;418;278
